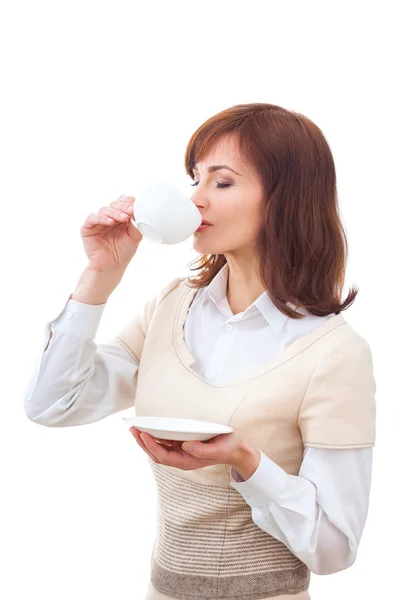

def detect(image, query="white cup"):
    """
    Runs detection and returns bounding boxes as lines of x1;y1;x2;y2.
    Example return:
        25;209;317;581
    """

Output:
133;179;202;245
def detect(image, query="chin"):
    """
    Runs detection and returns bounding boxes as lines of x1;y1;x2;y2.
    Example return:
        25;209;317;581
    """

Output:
193;238;223;255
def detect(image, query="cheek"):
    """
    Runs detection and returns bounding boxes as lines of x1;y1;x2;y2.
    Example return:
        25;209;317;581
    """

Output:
222;189;262;224
192;192;263;251
226;201;262;237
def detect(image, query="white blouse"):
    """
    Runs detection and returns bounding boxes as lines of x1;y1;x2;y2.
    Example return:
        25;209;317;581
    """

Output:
23;263;373;576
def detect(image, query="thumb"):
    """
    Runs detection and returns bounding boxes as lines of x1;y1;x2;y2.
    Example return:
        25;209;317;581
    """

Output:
127;218;144;242
182;441;201;454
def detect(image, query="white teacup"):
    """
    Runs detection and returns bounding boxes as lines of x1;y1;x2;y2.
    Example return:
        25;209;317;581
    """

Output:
133;179;202;245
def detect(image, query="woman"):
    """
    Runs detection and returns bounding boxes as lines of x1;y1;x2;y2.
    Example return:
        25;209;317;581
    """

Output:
24;103;376;600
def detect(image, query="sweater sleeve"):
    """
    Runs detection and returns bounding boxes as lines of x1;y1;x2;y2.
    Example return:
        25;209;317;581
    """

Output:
297;333;376;449
115;276;185;362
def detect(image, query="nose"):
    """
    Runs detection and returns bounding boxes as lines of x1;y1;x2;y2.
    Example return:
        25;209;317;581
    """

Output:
190;185;209;210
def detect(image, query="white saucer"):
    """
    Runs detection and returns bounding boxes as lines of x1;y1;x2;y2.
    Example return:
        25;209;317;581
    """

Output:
121;416;233;441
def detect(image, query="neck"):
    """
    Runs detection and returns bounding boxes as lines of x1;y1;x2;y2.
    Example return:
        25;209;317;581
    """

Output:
224;253;265;315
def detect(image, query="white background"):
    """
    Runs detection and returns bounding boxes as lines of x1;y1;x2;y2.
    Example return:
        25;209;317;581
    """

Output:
1;1;398;599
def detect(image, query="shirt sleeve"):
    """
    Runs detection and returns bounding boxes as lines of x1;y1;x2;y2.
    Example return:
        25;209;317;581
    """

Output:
229;446;373;575
298;334;376;449
23;295;139;427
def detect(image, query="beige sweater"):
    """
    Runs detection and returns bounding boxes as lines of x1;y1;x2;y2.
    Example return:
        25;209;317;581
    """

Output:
116;277;376;600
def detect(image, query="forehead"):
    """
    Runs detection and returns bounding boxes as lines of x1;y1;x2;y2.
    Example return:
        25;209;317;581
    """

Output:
194;135;244;170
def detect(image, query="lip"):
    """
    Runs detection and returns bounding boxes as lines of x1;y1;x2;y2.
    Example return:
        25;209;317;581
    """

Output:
196;223;212;232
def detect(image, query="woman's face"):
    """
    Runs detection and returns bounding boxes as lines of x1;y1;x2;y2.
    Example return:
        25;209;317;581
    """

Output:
190;136;265;257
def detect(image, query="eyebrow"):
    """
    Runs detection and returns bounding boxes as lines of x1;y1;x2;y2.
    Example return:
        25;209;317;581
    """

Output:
192;164;243;176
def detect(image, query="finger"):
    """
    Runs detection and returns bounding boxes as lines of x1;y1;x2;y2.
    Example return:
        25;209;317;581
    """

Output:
131;429;177;442
109;200;135;215
82;198;136;230
112;196;135;207
156;442;174;449
155;440;184;451
82;212;118;229
154;438;175;446
130;428;175;447
111;197;136;220
140;432;168;461
154;438;183;450
130;428;161;463
130;427;151;448
98;206;132;221
130;429;199;469
141;433;195;464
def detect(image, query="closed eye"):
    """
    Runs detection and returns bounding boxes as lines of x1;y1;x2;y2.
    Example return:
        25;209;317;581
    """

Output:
190;182;231;189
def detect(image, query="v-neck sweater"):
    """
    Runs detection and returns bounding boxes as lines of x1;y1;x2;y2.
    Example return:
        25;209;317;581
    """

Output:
116;276;376;600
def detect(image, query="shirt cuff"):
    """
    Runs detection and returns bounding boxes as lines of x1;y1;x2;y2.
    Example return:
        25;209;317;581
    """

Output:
229;450;289;506
49;294;107;340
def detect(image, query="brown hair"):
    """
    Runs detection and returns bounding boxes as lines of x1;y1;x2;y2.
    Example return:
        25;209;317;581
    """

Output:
184;102;358;319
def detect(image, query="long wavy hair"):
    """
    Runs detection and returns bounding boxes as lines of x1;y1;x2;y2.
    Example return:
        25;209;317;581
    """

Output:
184;102;358;319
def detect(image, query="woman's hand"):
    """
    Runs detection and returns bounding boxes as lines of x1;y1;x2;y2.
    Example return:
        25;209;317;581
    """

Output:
129;427;249;471
80;195;143;274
